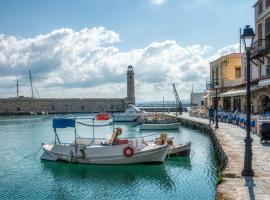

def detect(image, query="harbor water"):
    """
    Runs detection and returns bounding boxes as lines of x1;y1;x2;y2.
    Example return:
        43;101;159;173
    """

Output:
0;114;219;200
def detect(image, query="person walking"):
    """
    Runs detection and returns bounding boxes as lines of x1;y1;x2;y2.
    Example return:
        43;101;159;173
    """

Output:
208;106;215;124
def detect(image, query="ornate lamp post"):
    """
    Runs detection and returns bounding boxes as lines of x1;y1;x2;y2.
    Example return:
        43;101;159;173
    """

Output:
241;25;255;177
214;80;219;129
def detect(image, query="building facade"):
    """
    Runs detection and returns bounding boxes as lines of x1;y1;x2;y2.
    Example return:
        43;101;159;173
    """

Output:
207;53;243;111
205;1;270;115
190;92;205;107
251;0;270;114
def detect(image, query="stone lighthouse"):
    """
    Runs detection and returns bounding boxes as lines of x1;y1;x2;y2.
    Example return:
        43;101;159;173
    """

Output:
127;65;135;105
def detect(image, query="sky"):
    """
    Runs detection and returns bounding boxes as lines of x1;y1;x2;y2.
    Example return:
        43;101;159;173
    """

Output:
0;0;255;102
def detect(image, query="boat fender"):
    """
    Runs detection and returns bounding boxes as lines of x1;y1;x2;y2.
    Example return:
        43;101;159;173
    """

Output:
123;147;134;157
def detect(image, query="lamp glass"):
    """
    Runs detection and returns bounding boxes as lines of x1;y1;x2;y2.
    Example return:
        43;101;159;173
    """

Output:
243;35;254;50
241;25;255;50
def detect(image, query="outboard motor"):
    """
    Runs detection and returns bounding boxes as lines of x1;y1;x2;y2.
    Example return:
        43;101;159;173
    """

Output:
260;123;270;143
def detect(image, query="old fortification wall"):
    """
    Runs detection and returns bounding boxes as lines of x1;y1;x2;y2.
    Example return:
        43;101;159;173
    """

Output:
0;97;127;114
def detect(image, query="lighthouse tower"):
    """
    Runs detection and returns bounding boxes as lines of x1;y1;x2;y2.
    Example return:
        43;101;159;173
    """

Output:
127;65;135;105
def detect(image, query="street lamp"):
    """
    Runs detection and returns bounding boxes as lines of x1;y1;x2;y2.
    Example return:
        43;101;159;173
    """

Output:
214;80;219;129
241;25;255;177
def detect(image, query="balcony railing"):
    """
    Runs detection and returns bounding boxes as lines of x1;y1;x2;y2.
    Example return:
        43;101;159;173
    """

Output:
251;39;270;58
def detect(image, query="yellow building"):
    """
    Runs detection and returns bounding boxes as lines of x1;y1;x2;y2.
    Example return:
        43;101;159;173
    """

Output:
207;53;243;111
210;53;242;88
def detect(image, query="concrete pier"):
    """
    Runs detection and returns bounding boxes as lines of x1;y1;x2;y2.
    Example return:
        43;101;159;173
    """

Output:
169;113;270;200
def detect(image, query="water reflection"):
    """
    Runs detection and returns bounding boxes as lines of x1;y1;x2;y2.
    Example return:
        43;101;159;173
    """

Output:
42;161;175;189
166;157;192;170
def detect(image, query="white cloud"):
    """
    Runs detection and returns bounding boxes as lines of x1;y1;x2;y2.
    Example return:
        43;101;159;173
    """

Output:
208;43;240;62
150;0;168;5
0;27;237;102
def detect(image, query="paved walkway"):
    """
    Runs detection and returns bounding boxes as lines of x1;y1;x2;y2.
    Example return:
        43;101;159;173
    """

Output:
171;114;270;200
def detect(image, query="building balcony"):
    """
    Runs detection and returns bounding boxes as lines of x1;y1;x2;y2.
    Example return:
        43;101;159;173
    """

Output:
251;39;270;59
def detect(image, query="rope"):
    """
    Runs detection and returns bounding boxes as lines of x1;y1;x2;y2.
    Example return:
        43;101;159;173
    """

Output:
24;144;43;160
123;132;161;139
77;121;113;127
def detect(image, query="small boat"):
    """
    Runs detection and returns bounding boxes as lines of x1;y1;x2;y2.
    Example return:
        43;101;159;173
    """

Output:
112;104;150;122
41;118;169;164
147;133;191;157
167;142;191;157
139;122;180;130
96;113;110;120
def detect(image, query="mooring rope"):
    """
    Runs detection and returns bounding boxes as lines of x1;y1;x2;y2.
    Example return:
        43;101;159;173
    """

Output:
77;121;113;127
24;144;43;160
123;132;161;139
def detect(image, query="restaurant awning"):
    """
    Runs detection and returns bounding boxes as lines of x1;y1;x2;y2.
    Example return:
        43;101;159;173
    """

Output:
218;86;262;98
219;89;246;97
258;78;270;87
202;93;216;98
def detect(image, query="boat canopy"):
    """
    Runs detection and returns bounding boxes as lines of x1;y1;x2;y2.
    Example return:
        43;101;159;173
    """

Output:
53;118;76;128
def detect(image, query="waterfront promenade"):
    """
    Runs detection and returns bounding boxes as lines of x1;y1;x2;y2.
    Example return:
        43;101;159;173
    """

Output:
171;114;270;200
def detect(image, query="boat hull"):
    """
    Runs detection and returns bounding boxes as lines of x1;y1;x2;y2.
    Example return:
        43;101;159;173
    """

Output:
167;142;191;157
41;143;169;165
139;122;180;130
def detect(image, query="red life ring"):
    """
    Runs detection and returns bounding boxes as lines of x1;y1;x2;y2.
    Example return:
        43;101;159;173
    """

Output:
123;147;134;157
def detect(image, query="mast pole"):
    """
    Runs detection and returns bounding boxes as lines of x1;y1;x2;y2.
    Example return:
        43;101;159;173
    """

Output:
29;69;34;98
16;80;19;98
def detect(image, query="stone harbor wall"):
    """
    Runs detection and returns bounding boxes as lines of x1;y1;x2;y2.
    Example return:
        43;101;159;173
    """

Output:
0;97;127;114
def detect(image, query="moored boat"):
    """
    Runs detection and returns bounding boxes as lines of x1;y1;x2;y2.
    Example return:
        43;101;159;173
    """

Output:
147;133;191;158
112;104;150;122
167;142;191;157
41;118;169;164
96;113;110;120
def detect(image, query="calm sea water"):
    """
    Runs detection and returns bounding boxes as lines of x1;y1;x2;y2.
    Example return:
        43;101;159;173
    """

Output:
0;114;219;200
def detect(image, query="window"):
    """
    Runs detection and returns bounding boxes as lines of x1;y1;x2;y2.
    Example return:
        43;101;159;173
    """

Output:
259;1;263;15
266;59;270;76
265;18;270;36
267;0;270;8
81;105;85;110
258;23;263;39
235;67;241;78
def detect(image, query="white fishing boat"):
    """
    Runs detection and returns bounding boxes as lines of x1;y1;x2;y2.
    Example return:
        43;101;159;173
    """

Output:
112;104;150;122
167;142;191;157
41;118;169;164
139;122;180;130
147;133;191;157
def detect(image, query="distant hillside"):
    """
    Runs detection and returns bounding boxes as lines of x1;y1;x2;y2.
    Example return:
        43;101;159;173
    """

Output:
136;100;190;107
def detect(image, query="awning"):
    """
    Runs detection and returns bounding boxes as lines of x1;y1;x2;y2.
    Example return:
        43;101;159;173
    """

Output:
53;118;76;128
258;78;270;87
219;89;246;97
203;93;216;98
219;86;262;97
202;94;209;98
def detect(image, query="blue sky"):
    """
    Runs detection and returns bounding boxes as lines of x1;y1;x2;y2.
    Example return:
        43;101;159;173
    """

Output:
0;0;256;101
0;0;254;51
